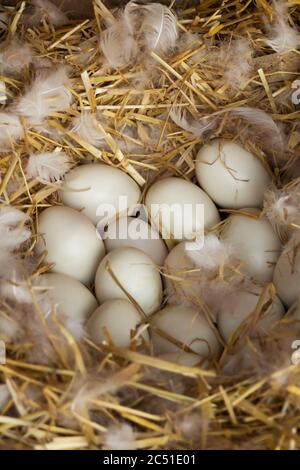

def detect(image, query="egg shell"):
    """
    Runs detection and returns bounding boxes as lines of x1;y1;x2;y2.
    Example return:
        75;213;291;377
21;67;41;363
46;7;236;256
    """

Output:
150;305;221;358
35;206;105;285
196;139;271;209
217;286;285;343
273;244;300;307
145;177;220;241
87;299;149;348
104;216;168;266
39;273;98;338
221;209;281;282
59;163;141;224
95;247;163;316
164;241;199;302
158;352;207;367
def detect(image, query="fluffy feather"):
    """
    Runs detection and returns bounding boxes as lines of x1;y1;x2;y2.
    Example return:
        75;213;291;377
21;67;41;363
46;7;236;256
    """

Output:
0;252;33;305
15;67;72;126
170;107;216;137
33;0;68;27
0;206;31;252
264;184;300;226
0;112;23;151
228;106;284;151
0;38;33;75
222;38;253;89
100;9;137;68
264;1;300;53
104;424;136;450
100;1;178;68
185;234;235;272
138;2;178;55
71;112;106;147
26;151;73;183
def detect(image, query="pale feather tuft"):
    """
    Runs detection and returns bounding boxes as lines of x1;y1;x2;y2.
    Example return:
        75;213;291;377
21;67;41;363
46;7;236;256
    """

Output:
185;234;235;272
264;185;300;227
16;67;72;126
33;0;68;27
223;38;253;89
228;106;285;152
104;423;136;450
0;206;31;252
99;1;178;68
170;107;216;137
71;112;106;147
264;1;300;53
138;2;178;55
100;7;137;68
26;151;73;183
0;38;33;75
0;112;23;151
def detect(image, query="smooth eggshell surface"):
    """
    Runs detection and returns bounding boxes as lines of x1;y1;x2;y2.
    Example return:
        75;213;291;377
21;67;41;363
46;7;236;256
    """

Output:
151;305;221;358
196;139;271;209
104;216;168;266
95;247;163;316
145;177;220;241
217;286;285;342
59;163;141;224
221;209;281;282
164;241;199;302
87;299;149;348
39;273;98;337
273;244;300;307
35;206;105;285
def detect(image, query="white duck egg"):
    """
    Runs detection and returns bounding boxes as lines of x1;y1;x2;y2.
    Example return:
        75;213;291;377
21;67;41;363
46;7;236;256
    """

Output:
95;247;163;316
221;209;281;282
145;177;220;241
196;139;271;209
35;206;105;285
273;242;300;307
59;163;141;225
87;299;149;348
164;241;199;303
104;216;168;266
39;273;98;339
150;305;221;358
217;286;285;343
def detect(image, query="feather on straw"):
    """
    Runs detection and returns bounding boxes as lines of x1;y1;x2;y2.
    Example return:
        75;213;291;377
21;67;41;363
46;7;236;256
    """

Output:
15;67;72;126
26;151;73;183
264;1;300;53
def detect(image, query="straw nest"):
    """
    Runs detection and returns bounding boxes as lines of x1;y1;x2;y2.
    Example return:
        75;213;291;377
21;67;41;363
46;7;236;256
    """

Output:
0;0;300;450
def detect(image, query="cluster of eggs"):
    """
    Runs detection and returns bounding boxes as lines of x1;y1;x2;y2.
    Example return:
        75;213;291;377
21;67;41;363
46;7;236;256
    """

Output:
36;139;300;368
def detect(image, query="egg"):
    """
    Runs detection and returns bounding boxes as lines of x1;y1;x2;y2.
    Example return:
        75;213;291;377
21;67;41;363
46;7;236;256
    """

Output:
59;163;141;225
39;273;98;338
217;286;285;343
158;352;207;367
150;305;221;358
221;209;281;282
35;206;105;285
95;247;163;316
145;177;220;241
196;139;271;209
104;216;168;266
87;299;149;348
273;243;300;307
164;241;199;302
